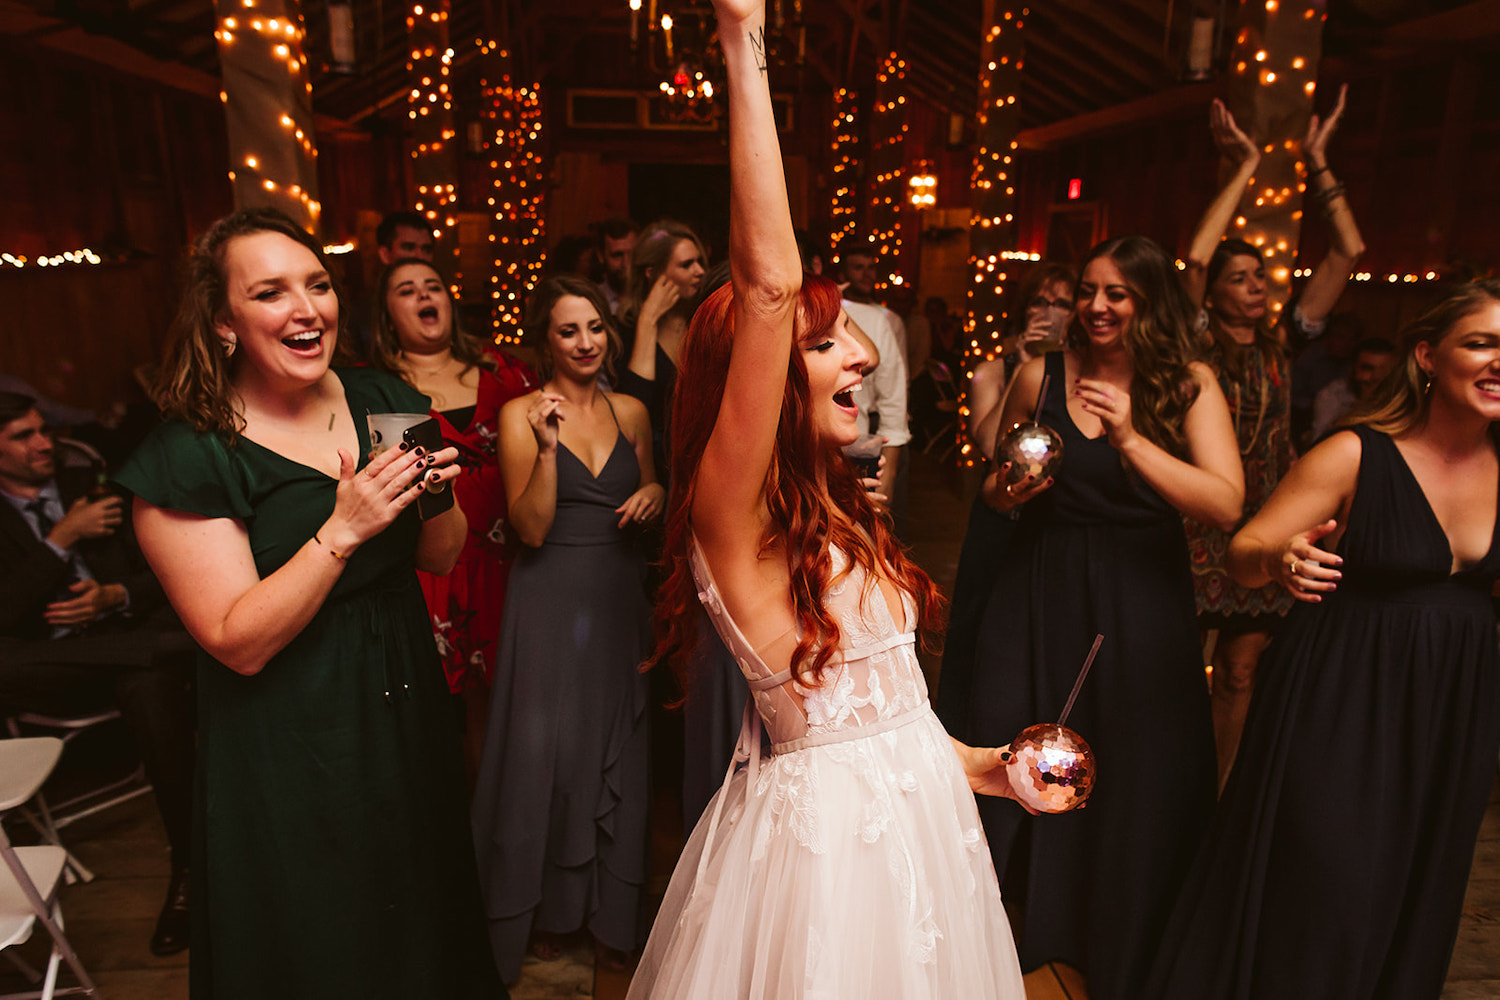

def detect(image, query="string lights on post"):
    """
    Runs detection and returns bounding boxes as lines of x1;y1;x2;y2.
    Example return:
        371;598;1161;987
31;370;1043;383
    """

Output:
478;41;546;342
959;0;1026;466
829;89;861;253
407;0;460;288
212;0;321;230
867;52;909;289
1225;0;1326;315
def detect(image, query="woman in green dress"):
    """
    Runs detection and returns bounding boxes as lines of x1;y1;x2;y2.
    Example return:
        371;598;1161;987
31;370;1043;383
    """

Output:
116;208;503;999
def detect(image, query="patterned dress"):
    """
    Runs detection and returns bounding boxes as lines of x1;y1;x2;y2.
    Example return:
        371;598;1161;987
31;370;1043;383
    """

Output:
1186;338;1294;622
417;349;535;694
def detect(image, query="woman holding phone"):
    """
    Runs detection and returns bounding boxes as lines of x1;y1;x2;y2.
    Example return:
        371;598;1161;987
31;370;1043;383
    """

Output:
118;208;498;998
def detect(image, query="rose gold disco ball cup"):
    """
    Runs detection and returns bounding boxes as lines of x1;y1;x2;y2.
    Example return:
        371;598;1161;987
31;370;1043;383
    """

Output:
1001;633;1104;814
1002;723;1095;814
997;420;1064;485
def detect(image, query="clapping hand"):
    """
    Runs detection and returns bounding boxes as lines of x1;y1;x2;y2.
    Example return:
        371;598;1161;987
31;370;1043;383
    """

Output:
1210;99;1259;167
1303;83;1348;169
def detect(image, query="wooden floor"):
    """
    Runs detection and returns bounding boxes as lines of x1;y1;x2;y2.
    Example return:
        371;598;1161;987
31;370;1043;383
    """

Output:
5;452;1500;999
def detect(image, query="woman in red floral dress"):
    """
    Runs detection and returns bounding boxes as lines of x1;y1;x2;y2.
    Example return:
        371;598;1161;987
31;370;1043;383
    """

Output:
371;256;536;782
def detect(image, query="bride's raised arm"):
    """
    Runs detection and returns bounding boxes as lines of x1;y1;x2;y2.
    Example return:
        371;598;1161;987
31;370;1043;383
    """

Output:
691;0;803;548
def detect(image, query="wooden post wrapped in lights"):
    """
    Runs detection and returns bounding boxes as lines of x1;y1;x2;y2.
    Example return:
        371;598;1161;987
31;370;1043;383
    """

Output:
1223;0;1327;315
479;41;547;342
958;0;1026;467
213;0;321;229
407;0;459;285
867;53;909;289
829;88;861;253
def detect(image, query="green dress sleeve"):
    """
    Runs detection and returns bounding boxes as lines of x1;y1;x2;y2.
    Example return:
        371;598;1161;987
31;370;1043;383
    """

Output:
114;421;255;520
337;366;432;418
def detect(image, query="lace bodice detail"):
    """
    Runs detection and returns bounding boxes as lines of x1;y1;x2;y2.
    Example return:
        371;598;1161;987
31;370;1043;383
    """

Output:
690;539;930;749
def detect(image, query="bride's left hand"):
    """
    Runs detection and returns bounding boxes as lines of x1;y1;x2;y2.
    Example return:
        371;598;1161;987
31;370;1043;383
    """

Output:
951;739;1040;814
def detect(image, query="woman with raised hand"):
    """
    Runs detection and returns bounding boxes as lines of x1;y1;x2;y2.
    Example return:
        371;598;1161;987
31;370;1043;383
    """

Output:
626;1;1027;996
1148;280;1500;1000
471;275;661;981
368;256;536;783
117;208;499;998
1181;87;1365;787
967;235;1243;1000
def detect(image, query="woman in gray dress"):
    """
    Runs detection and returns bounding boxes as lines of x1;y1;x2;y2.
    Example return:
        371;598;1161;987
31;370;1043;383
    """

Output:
471;275;664;982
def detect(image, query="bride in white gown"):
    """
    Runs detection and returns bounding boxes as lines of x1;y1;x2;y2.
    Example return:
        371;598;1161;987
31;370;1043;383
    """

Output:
625;1;1030;996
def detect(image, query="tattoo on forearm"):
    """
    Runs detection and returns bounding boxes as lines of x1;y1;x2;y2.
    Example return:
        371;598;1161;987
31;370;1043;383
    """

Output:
750;26;767;73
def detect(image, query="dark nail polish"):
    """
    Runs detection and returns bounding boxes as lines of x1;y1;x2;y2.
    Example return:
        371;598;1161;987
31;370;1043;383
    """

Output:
415;482;425;491
413;447;425;457
399;441;410;451
429;471;440;483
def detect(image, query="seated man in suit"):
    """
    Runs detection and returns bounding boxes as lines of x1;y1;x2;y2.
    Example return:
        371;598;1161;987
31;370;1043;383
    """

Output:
0;391;195;956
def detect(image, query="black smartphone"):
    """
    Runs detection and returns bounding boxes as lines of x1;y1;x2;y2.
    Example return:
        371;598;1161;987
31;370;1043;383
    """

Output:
402;417;456;519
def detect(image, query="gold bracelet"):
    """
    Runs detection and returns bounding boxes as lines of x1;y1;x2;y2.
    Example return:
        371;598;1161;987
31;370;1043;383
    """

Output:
313;534;349;561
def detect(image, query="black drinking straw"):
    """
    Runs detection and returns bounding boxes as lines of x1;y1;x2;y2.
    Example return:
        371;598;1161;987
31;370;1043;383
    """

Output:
1056;633;1104;728
1032;372;1050;425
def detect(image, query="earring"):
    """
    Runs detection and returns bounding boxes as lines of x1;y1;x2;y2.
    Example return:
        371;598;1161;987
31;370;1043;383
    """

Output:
221;334;237;358
1420;368;1433;393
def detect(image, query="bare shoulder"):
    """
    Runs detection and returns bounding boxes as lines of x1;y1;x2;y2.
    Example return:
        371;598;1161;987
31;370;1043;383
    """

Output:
1302;427;1364;474
605;390;649;424
1187;360;1221;390
500;390;541;420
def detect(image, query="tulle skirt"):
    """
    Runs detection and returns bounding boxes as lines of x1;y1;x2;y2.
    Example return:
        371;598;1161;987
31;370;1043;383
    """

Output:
628;706;1025;999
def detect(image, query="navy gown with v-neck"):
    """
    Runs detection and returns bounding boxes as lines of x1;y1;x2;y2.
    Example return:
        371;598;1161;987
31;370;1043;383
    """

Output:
471;402;652;982
1146;425;1500;1000
966;351;1217;1000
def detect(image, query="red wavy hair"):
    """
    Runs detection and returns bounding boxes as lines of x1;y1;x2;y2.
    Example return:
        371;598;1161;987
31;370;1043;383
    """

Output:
647;273;945;693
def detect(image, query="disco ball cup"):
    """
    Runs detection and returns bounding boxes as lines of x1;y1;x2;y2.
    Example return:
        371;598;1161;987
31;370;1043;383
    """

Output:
1004;723;1095;813
998;421;1064;486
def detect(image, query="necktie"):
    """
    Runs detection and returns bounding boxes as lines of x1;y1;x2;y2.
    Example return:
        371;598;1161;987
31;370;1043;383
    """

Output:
26;499;55;539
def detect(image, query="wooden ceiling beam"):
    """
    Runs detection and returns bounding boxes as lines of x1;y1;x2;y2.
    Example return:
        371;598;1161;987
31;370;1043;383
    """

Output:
1024;27;1141;106
1020;70;1090;121
1025;61;1108;117
1048;0;1164;67
1016;80;1214;149
1384;0;1500;45
1026;5;1166;91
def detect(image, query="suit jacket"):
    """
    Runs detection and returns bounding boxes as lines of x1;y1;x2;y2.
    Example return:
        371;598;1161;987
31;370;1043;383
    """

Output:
0;474;167;646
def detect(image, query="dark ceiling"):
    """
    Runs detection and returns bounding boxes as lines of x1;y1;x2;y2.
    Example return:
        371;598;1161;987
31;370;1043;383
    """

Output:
9;0;1495;128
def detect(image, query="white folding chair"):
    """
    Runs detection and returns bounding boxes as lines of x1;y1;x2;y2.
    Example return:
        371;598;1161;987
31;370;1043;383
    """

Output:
6;712;149;833
0;737;100;998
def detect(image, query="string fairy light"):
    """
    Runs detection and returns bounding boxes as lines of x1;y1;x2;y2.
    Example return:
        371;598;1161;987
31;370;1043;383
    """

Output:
407;0;459;283
957;0;1026;466
213;0;321;229
829;89;861;252
868;52;909;289
479;41;547;342
1225;0;1327;314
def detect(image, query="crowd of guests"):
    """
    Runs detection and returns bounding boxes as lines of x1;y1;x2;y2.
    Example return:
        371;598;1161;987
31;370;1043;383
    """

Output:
1;58;1497;1000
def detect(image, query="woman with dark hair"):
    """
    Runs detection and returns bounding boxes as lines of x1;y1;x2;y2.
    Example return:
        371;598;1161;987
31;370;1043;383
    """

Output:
627;1;1028;995
116;208;500;997
367;257;536;783
966;234;1244;1000
1181;89;1365;787
935;261;1075;739
1147;280;1500;1000
471;274;661;980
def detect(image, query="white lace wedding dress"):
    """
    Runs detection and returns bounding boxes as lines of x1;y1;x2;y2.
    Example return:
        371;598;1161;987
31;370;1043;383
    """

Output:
627;541;1025;999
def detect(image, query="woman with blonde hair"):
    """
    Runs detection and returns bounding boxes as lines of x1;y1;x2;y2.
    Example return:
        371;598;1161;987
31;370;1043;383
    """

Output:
1148;280;1500;1000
